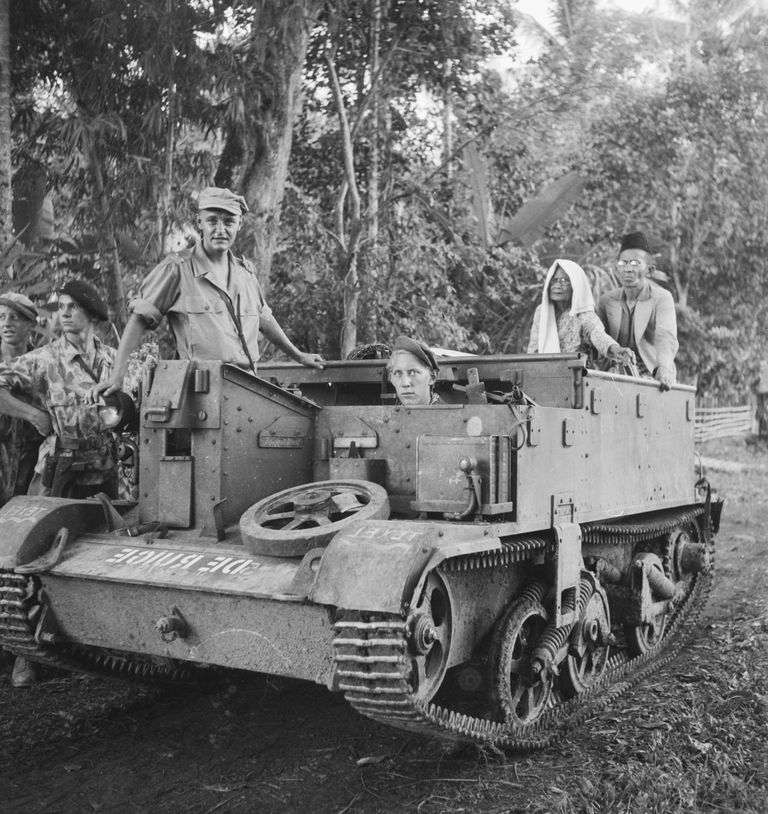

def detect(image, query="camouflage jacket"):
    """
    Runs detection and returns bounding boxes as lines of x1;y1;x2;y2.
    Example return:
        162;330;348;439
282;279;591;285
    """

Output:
0;335;118;481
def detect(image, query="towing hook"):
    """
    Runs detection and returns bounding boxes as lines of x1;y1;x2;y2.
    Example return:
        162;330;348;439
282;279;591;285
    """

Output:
156;606;189;643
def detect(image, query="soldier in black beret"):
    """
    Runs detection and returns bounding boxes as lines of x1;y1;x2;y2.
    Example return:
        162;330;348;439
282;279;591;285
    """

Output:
0;276;122;495
386;335;442;405
0;278;127;687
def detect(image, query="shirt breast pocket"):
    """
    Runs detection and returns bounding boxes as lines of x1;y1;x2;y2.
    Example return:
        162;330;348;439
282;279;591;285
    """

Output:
46;391;82;435
185;295;225;316
47;390;79;410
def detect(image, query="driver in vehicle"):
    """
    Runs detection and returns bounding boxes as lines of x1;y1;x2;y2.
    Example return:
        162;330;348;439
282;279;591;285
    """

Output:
387;335;441;406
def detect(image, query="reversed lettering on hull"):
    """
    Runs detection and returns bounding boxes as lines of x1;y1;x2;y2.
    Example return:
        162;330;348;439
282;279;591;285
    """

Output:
105;547;256;577
345;525;424;544
3;504;48;523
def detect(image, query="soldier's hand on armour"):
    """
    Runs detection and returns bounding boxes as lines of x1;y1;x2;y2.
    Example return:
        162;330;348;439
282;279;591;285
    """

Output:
90;377;121;402
296;352;325;369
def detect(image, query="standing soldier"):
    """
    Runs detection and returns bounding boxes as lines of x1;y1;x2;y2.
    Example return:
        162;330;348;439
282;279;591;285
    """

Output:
0;293;43;688
0;293;42;504
0;281;122;688
0;280;121;502
95;186;323;397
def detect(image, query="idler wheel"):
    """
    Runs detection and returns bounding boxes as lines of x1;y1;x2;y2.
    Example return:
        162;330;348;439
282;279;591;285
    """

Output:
240;480;390;557
407;572;453;703
489;597;551;727
561;575;611;697
666;528;710;582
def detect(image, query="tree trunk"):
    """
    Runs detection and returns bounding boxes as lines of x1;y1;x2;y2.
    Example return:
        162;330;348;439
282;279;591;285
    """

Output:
88;142;126;330
0;0;11;250
368;0;381;244
158;0;176;259
326;50;363;359
442;65;453;184
366;0;385;341
217;0;322;287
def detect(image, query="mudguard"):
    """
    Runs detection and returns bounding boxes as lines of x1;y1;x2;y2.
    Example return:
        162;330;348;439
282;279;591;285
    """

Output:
309;519;501;614
0;496;107;568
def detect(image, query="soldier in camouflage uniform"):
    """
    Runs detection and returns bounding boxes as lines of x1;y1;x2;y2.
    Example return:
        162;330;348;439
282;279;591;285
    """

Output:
0;293;42;504
0;280;119;500
0;280;120;688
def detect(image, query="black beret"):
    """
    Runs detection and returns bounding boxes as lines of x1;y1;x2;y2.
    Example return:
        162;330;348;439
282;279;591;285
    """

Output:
391;335;439;374
59;280;109;322
619;231;652;255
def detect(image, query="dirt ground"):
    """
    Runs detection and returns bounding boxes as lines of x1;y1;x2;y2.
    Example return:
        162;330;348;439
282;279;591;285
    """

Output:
2;436;767;814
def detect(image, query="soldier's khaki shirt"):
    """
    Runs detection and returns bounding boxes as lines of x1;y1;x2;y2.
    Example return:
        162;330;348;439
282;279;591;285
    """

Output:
129;243;272;367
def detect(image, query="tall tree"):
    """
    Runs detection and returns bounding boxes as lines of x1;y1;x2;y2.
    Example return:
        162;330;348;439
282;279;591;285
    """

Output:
0;0;10;249
291;0;516;355
213;1;324;283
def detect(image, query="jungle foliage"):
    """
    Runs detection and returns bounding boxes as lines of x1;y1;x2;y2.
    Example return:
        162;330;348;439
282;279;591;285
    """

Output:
1;0;767;397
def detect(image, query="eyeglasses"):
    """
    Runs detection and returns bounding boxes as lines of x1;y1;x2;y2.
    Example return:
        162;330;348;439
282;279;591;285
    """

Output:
616;260;646;270
549;277;572;287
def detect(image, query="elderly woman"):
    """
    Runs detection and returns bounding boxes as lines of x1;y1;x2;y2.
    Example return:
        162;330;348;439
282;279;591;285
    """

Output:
387;335;441;405
527;259;634;366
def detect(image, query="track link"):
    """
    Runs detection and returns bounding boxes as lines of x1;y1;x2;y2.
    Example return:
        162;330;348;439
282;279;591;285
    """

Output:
0;570;192;683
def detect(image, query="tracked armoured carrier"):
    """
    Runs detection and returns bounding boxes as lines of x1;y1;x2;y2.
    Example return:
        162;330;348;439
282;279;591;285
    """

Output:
0;354;720;749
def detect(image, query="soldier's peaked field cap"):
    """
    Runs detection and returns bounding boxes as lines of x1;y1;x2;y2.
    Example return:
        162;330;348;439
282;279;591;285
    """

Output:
197;187;249;216
0;292;38;323
58;279;109;322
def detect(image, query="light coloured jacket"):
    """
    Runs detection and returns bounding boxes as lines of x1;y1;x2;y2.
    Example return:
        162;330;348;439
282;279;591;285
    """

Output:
596;282;678;378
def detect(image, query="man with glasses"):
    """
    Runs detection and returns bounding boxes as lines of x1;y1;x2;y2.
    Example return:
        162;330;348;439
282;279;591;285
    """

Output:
596;231;678;391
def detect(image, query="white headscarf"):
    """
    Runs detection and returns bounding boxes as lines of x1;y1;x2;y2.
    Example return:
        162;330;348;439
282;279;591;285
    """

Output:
536;259;596;353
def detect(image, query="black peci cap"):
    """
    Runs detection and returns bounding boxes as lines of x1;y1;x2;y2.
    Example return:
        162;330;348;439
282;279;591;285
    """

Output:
619;231;652;255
